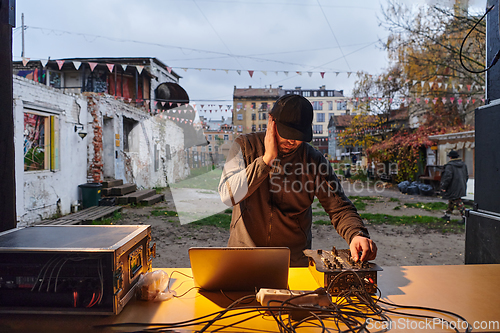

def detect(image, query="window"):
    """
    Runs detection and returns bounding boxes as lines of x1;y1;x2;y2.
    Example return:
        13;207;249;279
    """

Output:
320;91;324;97
201;145;206;152
337;101;347;110
313;101;322;110
207;134;212;140
328;101;333;110
260;102;268;111
237;114;243;121
224;134;229;140
329;113;335;121
24;112;60;171
258;124;262;131
262;113;267;120
208;145;212;152
48;70;62;89
251;102;256;109
262;124;267;131
237;103;243;110
251;114;256;121
251;125;256;132
317;113;325;122
313;124;323;134
303;91;310;97
238;125;243;132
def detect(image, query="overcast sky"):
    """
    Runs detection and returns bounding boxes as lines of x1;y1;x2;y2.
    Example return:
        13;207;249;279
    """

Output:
12;0;487;119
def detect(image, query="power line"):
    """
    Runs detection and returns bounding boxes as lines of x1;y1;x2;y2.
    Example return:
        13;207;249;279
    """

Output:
316;0;351;71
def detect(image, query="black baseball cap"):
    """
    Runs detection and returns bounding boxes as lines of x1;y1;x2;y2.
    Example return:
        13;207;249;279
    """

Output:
447;150;459;158
269;94;313;142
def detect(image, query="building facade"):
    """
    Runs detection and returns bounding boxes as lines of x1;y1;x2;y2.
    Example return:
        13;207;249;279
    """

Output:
232;85;355;155
13;57;200;225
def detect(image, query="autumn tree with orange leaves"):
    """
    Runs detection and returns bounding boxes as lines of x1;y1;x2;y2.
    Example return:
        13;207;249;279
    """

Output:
346;1;483;181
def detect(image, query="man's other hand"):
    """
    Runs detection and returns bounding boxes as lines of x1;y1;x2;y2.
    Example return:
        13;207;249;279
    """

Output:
263;117;278;166
349;236;377;262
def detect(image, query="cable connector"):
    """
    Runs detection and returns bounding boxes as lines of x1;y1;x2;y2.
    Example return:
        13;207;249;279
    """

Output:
256;288;331;307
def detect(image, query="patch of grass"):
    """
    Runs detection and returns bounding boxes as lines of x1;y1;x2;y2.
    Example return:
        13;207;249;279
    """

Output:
224;208;233;214
403;202;448;211
352;200;367;211
90;211;122;225
389;197;400;202
313;220;331;225
312;211;328;216
170;169;222;191
393;206;401;210
189;213;232;230
348;196;379;201
360;213;464;233
153;186;165;194
151;210;178;217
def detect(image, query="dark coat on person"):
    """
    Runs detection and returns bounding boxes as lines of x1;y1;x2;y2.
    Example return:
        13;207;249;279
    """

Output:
440;159;468;200
219;132;368;267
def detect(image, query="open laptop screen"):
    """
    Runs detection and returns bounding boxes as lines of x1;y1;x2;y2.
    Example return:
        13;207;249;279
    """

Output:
189;247;290;291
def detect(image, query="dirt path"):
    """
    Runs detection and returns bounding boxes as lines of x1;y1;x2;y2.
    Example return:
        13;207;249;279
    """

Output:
113;181;465;268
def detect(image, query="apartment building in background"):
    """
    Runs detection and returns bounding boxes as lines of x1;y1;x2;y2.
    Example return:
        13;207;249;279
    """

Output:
232;85;356;154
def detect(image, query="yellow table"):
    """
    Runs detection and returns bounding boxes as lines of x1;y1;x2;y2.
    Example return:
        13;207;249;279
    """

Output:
2;265;500;332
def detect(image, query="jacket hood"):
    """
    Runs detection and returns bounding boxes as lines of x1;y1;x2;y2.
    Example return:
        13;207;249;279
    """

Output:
448;159;466;167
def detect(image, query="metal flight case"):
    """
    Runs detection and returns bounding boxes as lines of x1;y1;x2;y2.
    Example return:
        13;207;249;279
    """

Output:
0;225;155;315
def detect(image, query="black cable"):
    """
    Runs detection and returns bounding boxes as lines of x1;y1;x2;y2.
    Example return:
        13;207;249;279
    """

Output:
459;4;496;74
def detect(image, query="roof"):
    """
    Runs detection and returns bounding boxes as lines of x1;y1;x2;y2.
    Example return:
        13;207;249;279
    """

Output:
428;130;475;141
332;115;354;127
13;57;181;79
233;87;282;98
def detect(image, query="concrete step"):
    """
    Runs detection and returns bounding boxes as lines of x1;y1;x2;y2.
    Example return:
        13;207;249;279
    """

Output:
110;183;136;196
102;179;123;188
140;193;164;206
116;189;157;205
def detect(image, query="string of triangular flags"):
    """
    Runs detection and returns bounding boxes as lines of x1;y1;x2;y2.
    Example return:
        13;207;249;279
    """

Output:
20;58;486;95
20;57;155;75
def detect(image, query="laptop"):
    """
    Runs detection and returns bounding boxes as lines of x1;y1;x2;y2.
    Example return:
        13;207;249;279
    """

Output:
189;247;290;291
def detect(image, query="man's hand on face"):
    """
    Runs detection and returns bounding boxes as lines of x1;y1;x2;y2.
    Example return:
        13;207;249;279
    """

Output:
349;236;377;262
263;116;278;166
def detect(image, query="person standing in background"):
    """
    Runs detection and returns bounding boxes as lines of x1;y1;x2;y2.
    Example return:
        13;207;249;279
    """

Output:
440;150;468;223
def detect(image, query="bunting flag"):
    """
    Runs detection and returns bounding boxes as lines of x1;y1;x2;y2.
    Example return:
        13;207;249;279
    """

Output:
73;61;82;70
88;62;98;72
56;60;65;70
284;71;289;76
237;70;241;75
320;72;325;78
41;59;48;67
261;71;267;76
308;72;313;77
296;71;302;75
248;70;254;77
122;64;128;71
137;65;144;74
166;66;172;73
106;64;114;72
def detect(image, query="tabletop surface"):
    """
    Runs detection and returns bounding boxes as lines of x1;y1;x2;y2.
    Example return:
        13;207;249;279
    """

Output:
1;264;500;333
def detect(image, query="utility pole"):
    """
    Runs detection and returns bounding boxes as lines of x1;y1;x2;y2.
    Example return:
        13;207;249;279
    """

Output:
0;0;17;232
21;12;23;57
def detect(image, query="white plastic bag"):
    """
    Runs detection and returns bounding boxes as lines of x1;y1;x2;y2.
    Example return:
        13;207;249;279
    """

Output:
136;270;176;302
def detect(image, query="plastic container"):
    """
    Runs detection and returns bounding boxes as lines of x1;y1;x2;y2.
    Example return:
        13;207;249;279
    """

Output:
78;183;102;209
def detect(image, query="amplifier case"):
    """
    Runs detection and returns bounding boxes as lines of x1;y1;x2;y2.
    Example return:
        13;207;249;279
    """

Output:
0;225;154;315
